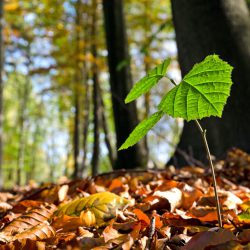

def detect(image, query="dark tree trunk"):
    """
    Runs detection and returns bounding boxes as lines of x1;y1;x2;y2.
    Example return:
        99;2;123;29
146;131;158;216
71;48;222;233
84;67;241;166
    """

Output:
0;0;3;188
99;85;115;168
102;0;147;169
91;0;101;176
72;0;82;178
171;0;250;165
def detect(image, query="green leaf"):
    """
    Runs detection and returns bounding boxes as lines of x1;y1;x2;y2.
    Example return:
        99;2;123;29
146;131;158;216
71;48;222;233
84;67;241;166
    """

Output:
119;111;164;150
125;59;171;103
238;208;250;223
158;55;233;121
54;192;129;226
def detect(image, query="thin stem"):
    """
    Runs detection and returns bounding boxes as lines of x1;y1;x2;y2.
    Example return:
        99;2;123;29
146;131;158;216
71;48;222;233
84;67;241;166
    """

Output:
167;78;223;227
195;120;223;228
165;76;177;86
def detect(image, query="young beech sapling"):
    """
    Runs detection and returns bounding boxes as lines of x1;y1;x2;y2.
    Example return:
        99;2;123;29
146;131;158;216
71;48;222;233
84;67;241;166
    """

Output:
119;55;233;228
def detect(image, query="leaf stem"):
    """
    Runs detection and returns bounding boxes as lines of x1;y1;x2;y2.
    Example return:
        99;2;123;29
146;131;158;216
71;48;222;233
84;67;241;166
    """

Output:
165;76;177;86
195;120;223;228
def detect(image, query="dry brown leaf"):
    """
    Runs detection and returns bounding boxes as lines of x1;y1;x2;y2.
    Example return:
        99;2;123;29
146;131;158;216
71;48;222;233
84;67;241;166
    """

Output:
13;222;56;241
102;224;121;243
153;187;182;212
1;203;56;235
51;215;83;232
0;193;14;202
0;202;12;213
77;227;94;238
58;185;69;202
181;228;237;250
0;239;46;250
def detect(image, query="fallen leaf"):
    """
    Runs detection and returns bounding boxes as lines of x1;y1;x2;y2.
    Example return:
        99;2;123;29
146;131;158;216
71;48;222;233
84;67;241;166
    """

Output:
103;224;121;243
58;185;69;202
55;192;129;226
0;202;12;213
133;209;150;225
180;228;237;250
1;203;56;235
153;187;182;212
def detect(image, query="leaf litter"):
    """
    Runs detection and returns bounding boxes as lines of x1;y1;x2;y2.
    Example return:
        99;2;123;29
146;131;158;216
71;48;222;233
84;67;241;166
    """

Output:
0;148;250;249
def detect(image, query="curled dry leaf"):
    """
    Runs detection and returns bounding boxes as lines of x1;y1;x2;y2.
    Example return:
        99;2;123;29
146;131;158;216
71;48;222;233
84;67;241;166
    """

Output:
58;185;69;202
80;209;96;227
77;227;94;238
0;202;12;213
153;187;182;212
0;192;14;202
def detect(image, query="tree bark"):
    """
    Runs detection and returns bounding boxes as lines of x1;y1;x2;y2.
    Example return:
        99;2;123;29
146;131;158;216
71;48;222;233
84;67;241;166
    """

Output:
0;0;3;188
72;0;82;178
99;85;114;168
102;0;147;169
171;0;250;165
91;0;101;176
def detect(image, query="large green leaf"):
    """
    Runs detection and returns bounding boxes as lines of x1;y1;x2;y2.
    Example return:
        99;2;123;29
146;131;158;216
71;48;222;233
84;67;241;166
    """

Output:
159;55;233;121
119;111;164;150
125;59;170;103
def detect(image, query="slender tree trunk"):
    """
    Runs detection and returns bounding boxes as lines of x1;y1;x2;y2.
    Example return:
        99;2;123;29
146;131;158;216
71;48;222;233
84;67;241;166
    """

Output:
171;0;250;165
16;79;30;186
0;0;4;188
81;76;90;175
80;2;91;177
73;92;80;177
91;0;101;176
99;85;114;168
17;47;31;185
27;124;40;181
91;71;101;176
72;0;82;178
103;0;147;169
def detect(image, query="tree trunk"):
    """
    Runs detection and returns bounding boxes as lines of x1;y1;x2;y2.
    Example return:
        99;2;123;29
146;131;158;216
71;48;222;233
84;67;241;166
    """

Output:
102;0;147;169
171;0;250;165
0;0;3;188
17;47;31;186
91;0;101;176
99;85;114;168
72;0;82;178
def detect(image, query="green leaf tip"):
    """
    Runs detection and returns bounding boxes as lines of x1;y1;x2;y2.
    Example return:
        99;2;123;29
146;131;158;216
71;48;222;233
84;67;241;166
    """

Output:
118;111;164;150
125;58;171;104
159;55;233;121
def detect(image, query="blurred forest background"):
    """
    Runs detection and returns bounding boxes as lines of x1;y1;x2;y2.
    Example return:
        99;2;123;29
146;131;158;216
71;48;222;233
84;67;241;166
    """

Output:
1;0;181;188
1;0;250;188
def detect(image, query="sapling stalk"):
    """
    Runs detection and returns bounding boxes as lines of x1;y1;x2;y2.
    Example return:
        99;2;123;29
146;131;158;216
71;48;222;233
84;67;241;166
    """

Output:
119;55;233;228
169;77;223;228
195;120;223;227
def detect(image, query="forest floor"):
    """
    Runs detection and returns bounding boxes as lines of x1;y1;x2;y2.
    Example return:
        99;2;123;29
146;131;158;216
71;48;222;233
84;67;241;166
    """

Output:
0;148;250;250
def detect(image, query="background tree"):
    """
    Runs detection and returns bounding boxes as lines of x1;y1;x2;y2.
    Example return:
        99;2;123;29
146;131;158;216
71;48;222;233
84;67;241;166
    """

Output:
171;0;250;165
102;0;147;169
